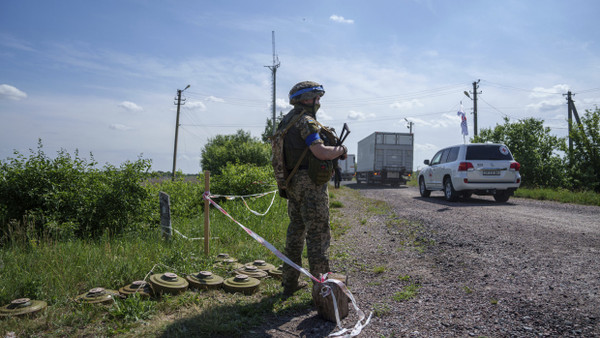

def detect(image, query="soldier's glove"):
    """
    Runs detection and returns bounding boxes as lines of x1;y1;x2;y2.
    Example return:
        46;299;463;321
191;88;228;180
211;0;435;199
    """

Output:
340;145;348;160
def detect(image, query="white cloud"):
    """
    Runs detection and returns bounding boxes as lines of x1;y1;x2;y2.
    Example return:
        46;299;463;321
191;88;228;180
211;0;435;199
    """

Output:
526;98;564;112
347;110;376;121
205;95;225;103
390;99;424;110
118;101;143;112
318;109;334;121
184;101;207;111
410;113;460;129
330;15;354;24
529;84;569;98
109;123;134;131
276;98;292;111
0;84;27;100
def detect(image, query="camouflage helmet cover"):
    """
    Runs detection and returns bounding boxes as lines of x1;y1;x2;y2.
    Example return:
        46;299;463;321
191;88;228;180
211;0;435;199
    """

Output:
289;81;325;105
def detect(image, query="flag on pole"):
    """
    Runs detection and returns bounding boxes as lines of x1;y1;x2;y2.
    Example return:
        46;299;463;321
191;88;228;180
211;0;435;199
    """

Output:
457;104;468;136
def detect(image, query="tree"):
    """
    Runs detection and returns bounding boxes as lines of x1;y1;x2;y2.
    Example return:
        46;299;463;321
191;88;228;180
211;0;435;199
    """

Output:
569;107;600;191
473;117;567;188
200;129;271;175
261;111;284;143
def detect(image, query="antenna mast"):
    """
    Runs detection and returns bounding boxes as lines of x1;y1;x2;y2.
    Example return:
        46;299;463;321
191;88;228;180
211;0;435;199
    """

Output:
265;31;280;135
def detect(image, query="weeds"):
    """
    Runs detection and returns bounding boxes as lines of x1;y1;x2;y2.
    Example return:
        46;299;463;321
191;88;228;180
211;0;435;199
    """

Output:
393;283;420;301
372;302;391;317
109;294;157;322
373;266;386;274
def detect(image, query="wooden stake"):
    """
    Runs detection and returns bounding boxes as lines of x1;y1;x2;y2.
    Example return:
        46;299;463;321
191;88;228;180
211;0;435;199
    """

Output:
159;192;171;240
204;171;210;256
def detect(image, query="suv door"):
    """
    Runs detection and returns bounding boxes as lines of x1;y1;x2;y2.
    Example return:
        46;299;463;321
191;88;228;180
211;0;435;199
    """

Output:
422;149;443;189
431;148;451;188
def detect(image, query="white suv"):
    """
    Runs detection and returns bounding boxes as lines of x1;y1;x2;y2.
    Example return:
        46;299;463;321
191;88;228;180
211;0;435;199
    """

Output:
418;143;521;202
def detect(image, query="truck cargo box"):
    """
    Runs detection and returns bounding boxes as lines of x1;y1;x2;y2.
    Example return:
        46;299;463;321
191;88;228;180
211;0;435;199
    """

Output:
356;132;414;186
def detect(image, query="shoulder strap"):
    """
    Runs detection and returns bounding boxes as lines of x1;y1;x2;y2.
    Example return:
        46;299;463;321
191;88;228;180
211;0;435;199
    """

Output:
285;148;309;187
281;111;305;135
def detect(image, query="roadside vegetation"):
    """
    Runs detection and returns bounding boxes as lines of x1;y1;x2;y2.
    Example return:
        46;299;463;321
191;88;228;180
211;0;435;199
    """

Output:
0;133;308;337
472;107;600;194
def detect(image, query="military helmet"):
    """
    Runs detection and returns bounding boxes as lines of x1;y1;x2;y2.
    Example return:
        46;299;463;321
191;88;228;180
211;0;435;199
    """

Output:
289;81;325;105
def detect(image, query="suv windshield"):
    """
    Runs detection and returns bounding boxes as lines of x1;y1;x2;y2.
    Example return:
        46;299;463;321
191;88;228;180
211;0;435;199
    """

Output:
466;145;513;161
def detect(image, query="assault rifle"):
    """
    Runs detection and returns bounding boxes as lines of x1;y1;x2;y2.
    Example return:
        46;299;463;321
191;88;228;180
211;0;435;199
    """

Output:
333;123;350;188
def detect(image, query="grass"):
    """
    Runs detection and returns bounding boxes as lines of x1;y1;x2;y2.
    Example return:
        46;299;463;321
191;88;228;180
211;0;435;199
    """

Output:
373;266;386;274
0;184;358;337
372;302;391;317
514;187;600;206
0;192;315;337
392;283;421;301
329;200;344;208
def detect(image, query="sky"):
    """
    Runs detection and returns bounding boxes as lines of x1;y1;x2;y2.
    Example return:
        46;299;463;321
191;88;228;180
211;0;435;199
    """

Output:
1;0;599;174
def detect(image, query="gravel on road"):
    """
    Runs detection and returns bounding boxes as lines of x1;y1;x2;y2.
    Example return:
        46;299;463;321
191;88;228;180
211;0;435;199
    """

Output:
260;184;600;337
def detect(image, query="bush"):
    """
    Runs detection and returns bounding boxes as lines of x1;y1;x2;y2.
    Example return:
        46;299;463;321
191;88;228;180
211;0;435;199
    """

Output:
142;175;206;219
473;117;567;188
0;140;152;242
200;130;271;176
211;163;276;196
569;107;600;192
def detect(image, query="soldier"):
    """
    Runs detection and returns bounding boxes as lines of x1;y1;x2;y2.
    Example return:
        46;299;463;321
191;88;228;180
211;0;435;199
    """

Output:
278;81;348;296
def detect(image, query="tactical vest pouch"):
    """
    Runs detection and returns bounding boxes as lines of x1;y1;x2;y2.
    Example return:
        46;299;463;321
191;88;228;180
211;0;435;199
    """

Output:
270;112;307;199
308;153;334;185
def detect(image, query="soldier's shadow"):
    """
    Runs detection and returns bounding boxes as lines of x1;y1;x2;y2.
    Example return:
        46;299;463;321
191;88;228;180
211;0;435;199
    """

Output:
158;291;337;337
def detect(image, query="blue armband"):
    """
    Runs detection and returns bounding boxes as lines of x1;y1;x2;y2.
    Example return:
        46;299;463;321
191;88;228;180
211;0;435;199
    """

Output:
305;132;321;146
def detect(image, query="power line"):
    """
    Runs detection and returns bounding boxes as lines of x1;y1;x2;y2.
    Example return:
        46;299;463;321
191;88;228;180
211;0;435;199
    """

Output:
482;80;564;95
478;97;511;119
184;83;467;109
577;87;600;94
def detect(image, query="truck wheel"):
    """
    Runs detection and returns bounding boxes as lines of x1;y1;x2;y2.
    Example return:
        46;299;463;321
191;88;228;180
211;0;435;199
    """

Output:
493;190;510;202
443;178;459;202
419;177;431;197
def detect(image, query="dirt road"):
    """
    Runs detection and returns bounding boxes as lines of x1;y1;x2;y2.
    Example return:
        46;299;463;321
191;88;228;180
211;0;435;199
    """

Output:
261;185;600;337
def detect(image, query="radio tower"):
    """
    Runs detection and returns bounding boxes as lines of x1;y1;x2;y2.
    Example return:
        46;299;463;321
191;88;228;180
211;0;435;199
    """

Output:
265;31;280;135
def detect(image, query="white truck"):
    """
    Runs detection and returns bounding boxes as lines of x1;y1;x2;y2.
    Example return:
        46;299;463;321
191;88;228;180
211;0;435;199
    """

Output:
356;132;414;187
336;154;356;181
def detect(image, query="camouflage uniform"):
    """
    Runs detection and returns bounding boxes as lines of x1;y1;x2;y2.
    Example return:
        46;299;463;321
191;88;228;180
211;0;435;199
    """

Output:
280;104;331;291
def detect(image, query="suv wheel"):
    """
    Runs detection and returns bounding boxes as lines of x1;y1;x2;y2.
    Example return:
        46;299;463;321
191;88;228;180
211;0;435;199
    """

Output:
419;177;431;197
493;190;511;202
444;177;459;202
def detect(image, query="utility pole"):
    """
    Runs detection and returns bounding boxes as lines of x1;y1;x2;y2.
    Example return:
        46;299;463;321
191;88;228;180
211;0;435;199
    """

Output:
472;80;481;137
172;84;190;181
567;91;573;159
265;31;280;135
464;80;481;137
564;91;583;164
404;118;414;134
